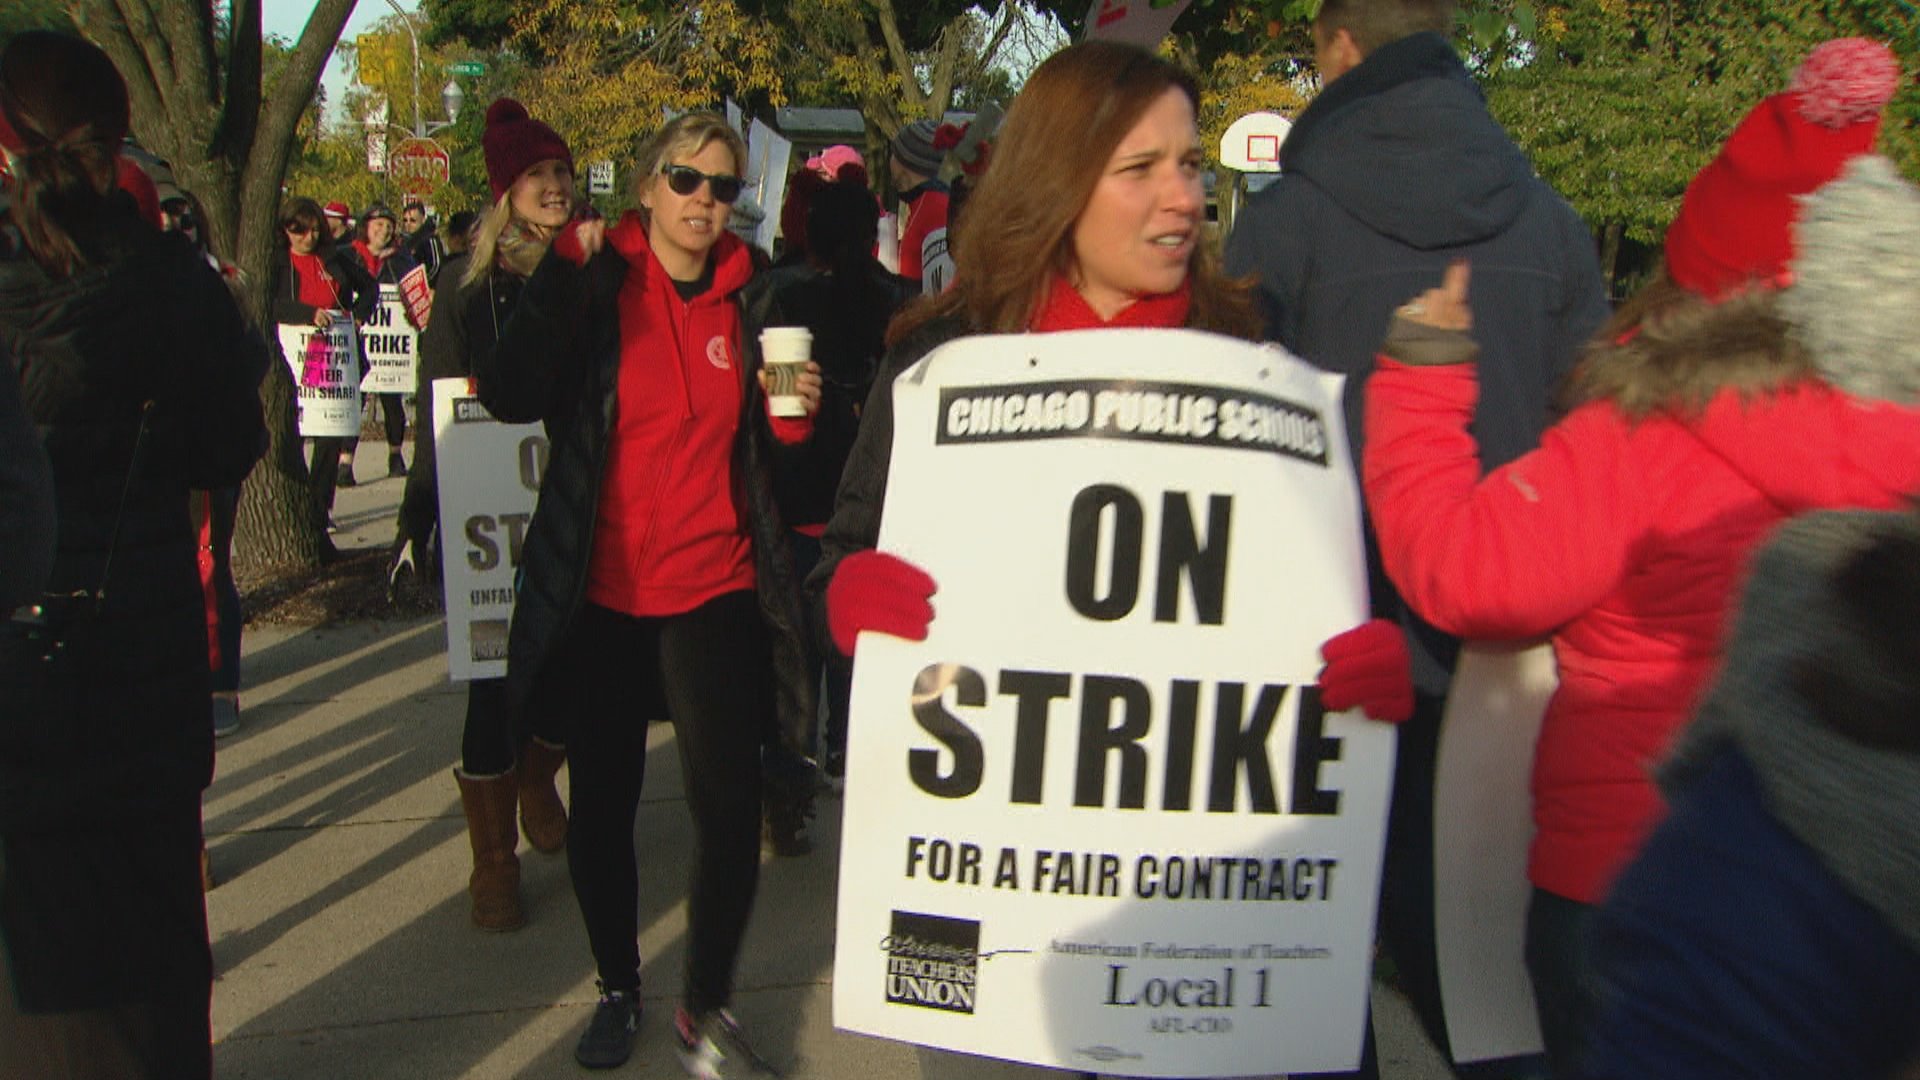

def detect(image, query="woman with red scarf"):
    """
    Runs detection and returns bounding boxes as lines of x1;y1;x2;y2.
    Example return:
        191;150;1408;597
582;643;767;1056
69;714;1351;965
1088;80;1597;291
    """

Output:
267;197;377;533
809;40;1412;1080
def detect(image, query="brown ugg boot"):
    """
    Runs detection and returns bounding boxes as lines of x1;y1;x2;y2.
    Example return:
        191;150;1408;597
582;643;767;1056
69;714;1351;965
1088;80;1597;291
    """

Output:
517;738;570;854
455;769;525;932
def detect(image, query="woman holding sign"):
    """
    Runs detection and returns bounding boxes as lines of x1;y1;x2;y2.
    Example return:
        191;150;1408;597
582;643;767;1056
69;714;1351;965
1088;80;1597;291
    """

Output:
810;40;1415;1080
267;196;377;534
399;99;579;937
475;110;823;1074
348;202;424;481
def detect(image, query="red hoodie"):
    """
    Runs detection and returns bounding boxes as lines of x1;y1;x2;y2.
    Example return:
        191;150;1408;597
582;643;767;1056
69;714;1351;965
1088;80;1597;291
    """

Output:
584;215;801;617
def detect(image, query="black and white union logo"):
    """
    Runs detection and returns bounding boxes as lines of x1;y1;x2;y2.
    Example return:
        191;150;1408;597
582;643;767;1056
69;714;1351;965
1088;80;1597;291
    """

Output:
884;911;980;1014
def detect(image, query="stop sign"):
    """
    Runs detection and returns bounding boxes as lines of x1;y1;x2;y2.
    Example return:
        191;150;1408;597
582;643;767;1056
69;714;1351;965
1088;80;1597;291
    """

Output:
388;137;451;197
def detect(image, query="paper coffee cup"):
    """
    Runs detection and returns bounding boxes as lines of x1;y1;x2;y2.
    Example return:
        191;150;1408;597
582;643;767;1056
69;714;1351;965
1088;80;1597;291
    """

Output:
760;327;813;418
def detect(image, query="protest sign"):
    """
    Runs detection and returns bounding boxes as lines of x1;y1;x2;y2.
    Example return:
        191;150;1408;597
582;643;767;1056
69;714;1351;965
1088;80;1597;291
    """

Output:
832;329;1393;1077
1436;642;1555;1063
432;378;545;681
360;284;419;394
277;313;361;437
1083;0;1194;47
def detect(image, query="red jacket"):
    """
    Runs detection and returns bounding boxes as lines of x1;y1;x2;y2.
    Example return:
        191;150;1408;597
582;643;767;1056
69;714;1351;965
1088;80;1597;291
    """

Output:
1364;359;1920;903
583;217;802;617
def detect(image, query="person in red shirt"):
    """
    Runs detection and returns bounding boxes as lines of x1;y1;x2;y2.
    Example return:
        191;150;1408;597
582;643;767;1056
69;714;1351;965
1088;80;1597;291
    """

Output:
348;202;420;479
267;197;377;536
474;111;823;1075
888;117;952;295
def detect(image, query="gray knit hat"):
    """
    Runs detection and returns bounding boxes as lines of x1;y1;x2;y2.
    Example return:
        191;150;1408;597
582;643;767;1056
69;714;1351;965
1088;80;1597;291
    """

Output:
1666;507;1920;951
891;119;943;178
1783;155;1920;404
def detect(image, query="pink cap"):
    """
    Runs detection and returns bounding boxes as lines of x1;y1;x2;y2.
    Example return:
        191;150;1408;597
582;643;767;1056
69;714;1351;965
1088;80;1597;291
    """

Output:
805;144;865;182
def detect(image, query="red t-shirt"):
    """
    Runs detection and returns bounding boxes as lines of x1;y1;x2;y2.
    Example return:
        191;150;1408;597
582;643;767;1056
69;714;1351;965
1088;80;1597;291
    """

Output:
290;251;341;310
897;184;950;291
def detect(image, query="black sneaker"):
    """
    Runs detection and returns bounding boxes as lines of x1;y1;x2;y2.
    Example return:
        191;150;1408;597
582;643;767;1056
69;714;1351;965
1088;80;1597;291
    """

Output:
387;452;408;478
336;463;356;488
575;982;640;1069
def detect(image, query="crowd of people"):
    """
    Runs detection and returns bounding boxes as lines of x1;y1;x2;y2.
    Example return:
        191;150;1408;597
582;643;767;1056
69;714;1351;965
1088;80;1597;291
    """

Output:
3;0;1918;1077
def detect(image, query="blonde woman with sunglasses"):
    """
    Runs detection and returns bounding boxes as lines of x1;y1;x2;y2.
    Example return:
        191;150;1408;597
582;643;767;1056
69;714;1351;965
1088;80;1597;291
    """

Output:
474;112;823;1076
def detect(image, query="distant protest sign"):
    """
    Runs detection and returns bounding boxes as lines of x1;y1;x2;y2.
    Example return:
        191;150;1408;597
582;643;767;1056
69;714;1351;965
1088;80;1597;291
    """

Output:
831;329;1394;1077
278;314;360;437
432;379;545;681
360;284;419;394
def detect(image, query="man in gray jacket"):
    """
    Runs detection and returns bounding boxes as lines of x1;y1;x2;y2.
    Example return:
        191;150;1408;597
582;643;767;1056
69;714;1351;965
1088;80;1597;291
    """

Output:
1224;2;1607;1077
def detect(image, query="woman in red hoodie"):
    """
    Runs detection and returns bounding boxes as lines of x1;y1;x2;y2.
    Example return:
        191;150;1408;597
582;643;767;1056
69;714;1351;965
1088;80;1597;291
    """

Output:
809;40;1415;1080
474;112;821;1075
1362;39;1920;1078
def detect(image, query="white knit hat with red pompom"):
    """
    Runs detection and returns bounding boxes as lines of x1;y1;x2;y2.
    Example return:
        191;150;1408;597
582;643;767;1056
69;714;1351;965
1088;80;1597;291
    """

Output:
1664;38;1900;300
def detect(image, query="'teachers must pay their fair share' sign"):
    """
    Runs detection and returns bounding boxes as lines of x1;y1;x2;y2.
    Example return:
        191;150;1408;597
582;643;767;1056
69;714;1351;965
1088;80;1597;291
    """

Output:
432;379;545;681
832;330;1394;1077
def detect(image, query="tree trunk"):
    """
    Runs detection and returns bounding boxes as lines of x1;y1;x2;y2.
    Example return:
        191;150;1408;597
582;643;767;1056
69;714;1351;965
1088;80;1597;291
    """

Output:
235;363;327;572
79;0;357;577
1599;221;1624;300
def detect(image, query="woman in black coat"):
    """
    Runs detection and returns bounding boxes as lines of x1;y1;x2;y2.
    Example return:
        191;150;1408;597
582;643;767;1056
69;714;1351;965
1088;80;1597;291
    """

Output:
266;196;377;533
389;99;580;933
0;31;265;1078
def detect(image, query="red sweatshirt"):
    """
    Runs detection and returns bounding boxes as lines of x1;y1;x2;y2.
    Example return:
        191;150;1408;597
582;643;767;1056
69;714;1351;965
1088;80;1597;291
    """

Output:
584;214;808;617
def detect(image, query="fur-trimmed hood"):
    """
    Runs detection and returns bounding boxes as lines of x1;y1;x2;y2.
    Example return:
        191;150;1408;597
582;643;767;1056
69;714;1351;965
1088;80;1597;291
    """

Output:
1565;154;1920;512
1567;285;1815;418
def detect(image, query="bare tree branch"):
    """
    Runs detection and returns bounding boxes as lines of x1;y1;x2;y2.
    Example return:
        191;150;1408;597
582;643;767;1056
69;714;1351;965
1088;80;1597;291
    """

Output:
218;0;263;164
926;19;965;118
868;0;928;115
109;0;181;110
252;0;356;193
976;4;1020;73
74;2;170;148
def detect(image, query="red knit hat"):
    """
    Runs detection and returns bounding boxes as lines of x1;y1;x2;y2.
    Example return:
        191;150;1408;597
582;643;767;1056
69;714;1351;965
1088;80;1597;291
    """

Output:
1664;38;1900;300
481;98;572;200
115;155;160;226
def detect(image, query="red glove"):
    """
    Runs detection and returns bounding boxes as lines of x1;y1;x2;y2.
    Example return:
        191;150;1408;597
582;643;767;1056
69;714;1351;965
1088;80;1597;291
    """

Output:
551;218;592;267
1316;619;1413;724
826;550;937;656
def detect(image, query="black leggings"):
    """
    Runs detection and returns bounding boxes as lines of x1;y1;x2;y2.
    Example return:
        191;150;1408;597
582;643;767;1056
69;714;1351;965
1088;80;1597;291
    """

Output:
548;593;772;1012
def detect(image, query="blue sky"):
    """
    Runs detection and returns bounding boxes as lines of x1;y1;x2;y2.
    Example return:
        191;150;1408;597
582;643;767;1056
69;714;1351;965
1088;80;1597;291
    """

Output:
262;0;418;123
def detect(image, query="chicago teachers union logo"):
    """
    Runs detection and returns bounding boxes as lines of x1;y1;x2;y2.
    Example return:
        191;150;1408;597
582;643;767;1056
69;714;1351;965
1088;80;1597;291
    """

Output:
883;911;980;1014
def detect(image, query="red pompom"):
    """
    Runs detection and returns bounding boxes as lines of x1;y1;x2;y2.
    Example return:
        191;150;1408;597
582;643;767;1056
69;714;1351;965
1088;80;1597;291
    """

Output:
485;97;531;128
932;122;966;152
1792;38;1899;128
960;141;990;178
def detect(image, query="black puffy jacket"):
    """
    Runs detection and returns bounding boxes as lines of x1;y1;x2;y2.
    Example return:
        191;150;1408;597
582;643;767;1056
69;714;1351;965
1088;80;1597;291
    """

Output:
0;204;266;829
474;245;816;752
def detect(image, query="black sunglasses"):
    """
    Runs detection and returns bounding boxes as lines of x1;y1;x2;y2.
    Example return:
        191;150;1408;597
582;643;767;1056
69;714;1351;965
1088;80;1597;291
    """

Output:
662;165;743;204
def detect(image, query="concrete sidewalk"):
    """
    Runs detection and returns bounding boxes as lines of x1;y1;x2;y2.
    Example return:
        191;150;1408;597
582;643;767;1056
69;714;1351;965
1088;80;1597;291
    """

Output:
204;444;1453;1079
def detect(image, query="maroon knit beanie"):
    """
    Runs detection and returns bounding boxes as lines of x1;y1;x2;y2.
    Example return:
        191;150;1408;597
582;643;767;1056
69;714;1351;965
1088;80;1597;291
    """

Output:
481;98;572;200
